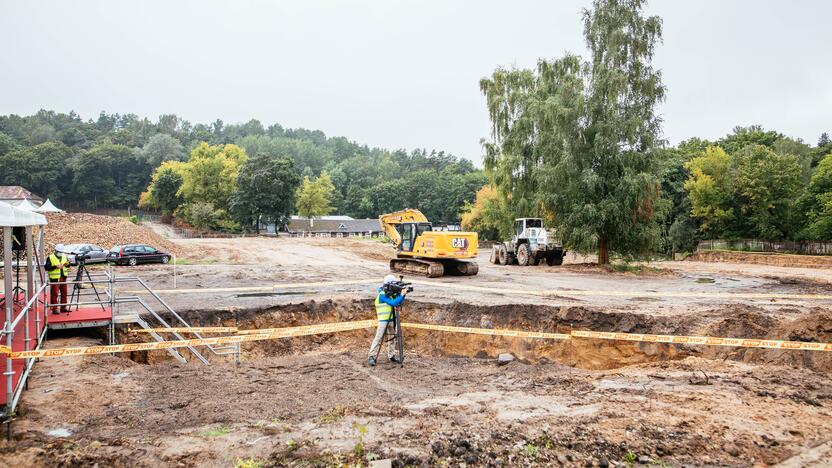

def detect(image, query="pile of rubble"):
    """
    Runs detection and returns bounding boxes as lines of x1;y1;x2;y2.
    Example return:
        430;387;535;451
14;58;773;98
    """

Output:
42;213;187;257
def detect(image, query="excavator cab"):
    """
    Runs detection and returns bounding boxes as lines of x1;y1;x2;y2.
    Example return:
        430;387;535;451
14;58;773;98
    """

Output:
396;223;432;252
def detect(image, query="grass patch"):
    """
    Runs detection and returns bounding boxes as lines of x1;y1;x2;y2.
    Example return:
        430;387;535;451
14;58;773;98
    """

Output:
199;425;231;437
172;257;219;265
317;405;347;423
234;458;264;468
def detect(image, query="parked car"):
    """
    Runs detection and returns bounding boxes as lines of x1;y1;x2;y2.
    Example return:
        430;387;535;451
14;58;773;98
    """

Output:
108;244;171;266
56;243;110;265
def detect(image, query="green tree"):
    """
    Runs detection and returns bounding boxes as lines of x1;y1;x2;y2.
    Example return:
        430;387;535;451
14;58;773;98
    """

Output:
179;142;247;212
717;125;784;153
0;132;19;156
140;133;186;167
481;0;666;263
798;154;832;239
295;172;335;220
187;202;220;233
733;144;801;239
0;141;73;200
73;142;150;208
460;186;513;240
684;146;735;237
144;162;185;216
230;153;301;232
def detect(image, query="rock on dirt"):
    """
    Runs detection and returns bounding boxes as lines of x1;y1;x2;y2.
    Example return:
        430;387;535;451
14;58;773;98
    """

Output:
43;212;188;257
497;353;515;364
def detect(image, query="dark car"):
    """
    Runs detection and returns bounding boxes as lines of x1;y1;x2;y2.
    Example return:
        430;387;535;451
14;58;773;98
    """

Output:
108;244;171;266
57;243;110;265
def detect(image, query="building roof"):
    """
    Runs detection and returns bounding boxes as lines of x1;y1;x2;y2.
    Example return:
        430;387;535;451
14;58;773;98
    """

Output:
0;201;48;227
287;218;380;233
0;186;44;203
290;215;354;221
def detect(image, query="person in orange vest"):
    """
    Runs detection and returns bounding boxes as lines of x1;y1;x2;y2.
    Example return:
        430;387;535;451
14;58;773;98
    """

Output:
46;247;70;314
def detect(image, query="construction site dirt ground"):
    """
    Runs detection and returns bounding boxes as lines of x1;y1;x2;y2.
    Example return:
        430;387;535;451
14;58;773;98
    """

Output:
3;235;832;467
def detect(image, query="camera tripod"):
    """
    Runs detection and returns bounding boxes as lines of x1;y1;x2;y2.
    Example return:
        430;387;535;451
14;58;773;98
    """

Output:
68;258;106;311
375;305;405;368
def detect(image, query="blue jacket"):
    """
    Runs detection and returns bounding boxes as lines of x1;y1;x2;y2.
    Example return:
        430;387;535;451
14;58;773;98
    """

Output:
377;287;405;307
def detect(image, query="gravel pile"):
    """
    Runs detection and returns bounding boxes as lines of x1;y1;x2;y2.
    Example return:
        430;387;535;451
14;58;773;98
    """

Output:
42;212;187;257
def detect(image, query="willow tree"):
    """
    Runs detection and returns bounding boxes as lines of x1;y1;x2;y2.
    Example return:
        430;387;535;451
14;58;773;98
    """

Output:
481;0;666;264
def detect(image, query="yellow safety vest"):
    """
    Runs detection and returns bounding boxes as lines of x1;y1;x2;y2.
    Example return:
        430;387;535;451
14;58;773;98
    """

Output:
47;253;69;281
374;292;393;322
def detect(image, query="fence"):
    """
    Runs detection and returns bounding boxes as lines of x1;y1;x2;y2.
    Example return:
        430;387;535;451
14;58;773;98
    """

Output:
697;239;832;256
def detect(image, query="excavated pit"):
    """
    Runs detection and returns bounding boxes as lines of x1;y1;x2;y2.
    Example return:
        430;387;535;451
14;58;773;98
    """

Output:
120;299;832;372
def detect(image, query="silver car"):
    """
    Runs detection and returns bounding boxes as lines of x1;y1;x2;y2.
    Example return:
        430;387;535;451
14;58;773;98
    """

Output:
57;244;110;265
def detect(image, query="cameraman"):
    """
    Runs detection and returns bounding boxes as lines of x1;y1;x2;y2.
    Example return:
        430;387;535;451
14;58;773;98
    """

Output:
368;274;408;366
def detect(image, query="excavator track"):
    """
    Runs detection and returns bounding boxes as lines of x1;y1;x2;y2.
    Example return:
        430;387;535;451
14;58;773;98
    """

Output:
389;258;478;278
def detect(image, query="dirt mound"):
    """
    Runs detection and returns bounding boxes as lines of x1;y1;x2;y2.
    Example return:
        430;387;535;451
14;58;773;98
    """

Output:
688;250;832;268
306;237;395;262
701;307;832;372
43;212;188;257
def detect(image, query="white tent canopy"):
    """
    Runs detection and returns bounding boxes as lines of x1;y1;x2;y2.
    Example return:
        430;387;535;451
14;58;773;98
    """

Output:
14;198;39;211
35;199;63;213
0;200;47;227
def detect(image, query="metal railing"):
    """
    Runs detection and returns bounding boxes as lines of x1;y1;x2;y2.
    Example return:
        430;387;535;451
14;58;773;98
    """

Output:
2;266;239;418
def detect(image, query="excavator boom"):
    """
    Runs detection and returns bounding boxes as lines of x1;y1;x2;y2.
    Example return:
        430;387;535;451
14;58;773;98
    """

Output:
378;209;430;248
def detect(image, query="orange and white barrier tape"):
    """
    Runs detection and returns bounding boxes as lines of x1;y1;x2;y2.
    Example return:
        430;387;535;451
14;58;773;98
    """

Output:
1;319;829;359
129;327;239;334
0;320;376;359
569;329;832;352
403;322;570;340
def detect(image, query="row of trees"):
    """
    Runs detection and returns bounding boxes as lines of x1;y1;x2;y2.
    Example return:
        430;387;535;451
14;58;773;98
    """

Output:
0;111;484;227
466;0;832;263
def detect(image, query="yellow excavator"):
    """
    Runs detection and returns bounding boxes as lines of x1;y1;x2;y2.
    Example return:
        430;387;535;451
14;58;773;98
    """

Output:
379;209;479;278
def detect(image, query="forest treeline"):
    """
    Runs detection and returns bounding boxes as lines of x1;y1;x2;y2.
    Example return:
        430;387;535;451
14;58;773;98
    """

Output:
0;110;485;229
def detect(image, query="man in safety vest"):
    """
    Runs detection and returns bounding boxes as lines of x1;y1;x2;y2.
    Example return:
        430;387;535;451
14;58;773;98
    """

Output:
46;246;70;314
367;274;408;366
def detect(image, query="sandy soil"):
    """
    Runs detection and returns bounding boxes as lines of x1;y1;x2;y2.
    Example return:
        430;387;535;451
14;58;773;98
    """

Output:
5;340;831;467
3;236;832;467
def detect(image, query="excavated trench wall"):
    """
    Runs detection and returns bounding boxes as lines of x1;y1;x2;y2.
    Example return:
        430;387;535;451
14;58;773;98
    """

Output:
120;299;832;372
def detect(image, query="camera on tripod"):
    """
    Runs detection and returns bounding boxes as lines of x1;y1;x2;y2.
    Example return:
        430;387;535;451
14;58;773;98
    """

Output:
382;275;414;298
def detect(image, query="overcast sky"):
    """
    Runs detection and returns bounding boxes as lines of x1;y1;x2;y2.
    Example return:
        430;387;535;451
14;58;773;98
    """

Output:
1;0;830;164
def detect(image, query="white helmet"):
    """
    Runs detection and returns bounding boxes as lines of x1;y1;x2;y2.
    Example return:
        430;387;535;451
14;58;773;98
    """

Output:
383;274;397;285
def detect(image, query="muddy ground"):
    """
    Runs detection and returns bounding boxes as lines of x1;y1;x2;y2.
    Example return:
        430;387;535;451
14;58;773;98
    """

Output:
2;235;832;467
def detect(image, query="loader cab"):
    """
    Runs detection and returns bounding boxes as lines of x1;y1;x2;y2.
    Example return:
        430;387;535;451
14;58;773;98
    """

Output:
396;222;433;252
515;218;543;239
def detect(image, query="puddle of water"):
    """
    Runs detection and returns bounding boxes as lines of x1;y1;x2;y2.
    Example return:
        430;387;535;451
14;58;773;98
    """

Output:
47;428;73;437
695;277;716;284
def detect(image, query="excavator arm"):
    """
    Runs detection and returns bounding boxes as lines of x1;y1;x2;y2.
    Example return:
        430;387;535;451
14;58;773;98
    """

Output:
378;208;430;248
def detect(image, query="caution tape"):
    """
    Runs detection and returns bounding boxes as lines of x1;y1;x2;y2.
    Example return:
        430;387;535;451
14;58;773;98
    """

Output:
129;327;239;334
0;320;376;359
569;330;832;352
2;319;830;359
402;322;570;340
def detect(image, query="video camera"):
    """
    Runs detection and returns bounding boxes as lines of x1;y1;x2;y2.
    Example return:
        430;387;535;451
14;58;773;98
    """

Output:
382;275;413;298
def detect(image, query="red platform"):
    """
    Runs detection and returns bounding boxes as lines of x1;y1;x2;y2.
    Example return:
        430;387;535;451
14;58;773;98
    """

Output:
1;291;47;407
47;306;113;329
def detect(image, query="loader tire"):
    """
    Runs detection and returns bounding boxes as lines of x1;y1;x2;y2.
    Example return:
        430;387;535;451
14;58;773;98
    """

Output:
546;251;564;266
497;244;509;265
517;244;531;266
489;245;497;264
